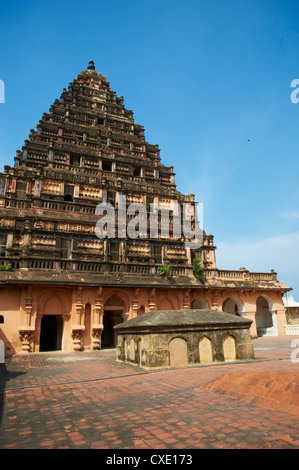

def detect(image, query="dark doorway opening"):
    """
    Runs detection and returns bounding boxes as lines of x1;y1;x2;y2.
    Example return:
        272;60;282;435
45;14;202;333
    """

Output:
40;315;63;352
102;310;124;348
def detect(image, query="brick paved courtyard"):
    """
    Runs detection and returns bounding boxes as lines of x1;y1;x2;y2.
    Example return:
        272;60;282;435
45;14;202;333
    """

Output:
1;336;299;450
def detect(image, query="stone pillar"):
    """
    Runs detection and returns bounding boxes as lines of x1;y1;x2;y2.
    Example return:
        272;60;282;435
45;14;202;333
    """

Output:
23;227;32;253
121;312;129;322
132;288;139;318
18;286;35;352
6;233;14;250
243;295;258;338
75;286;83;325
72;287;85;351
210;290;219;310
186;248;192;265
132;300;139;317
92;287;103;350
25;286;33;327
103;240;108;261
120;241;125;262
183;289;191;309
20;219;33;269
275;307;288;336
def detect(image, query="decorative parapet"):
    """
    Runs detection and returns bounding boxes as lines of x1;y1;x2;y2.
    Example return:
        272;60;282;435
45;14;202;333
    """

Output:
0;256;191;278
284;324;299;335
204;269;278;282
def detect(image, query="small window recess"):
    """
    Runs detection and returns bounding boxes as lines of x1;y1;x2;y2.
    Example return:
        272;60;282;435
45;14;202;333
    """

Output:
64;184;74;202
133;166;142;177
76;133;84;141
0;233;7;257
110;241;120;262
60;238;73;259
153;245;162;264
15;181;27;200
102;160;112;172
107;191;116;206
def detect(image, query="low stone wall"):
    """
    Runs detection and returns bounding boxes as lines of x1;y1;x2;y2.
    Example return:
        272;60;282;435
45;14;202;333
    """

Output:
115;309;255;369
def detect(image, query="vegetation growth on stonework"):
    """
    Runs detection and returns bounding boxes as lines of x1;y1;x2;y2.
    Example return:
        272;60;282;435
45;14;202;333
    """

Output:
0;264;12;271
157;265;172;278
192;259;204;281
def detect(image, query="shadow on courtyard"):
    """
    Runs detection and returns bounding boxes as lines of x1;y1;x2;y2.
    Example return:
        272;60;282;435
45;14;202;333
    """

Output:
0;363;7;429
0;361;27;436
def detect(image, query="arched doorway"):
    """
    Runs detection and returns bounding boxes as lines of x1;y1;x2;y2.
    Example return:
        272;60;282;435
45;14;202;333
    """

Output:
102;295;126;348
40;315;63;351
138;305;145;316
256;296;276;336
191;297;209;309
222;297;244;316
157;293;179;311
160;298;174;310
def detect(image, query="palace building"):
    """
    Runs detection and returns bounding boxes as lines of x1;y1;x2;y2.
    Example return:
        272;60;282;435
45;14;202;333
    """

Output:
0;61;291;355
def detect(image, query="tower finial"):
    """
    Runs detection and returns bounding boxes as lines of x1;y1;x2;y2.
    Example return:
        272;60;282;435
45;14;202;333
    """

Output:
87;60;95;71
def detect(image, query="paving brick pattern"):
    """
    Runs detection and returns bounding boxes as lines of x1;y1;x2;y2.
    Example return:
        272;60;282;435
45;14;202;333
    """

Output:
1;336;299;449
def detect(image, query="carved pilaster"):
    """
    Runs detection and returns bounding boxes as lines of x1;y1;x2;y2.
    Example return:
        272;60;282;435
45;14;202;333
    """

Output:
94;286;103;324
75;286;83;324
132;288;139;317
210;290;219;310
121;312;129;322
148;288;156;311
25;286;33;326
92;287;103;350
183;289;191;309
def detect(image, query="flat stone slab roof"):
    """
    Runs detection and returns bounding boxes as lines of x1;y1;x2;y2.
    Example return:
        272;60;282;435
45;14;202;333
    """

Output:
115;309;252;330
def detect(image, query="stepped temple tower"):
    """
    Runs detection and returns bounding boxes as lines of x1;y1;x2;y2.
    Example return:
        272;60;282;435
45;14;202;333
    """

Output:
0;61;291;355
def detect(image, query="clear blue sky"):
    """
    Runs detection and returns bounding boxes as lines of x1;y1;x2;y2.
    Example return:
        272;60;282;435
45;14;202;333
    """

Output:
0;0;298;298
